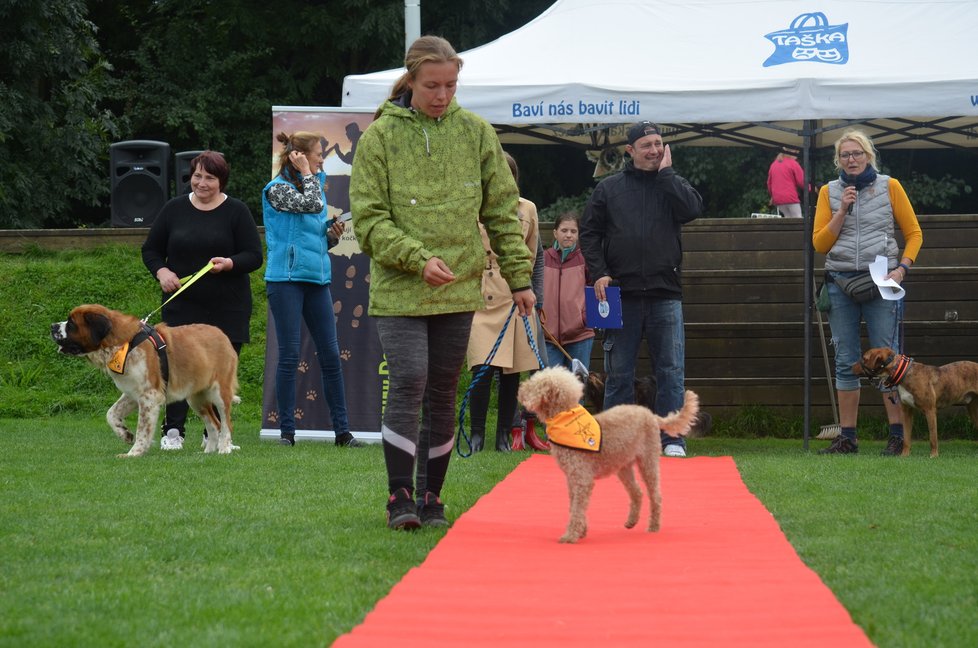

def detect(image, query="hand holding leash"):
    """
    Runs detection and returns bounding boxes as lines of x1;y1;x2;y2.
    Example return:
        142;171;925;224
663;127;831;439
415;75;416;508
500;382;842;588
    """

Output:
144;261;214;323
156;267;181;293
209;257;234;273
512;288;536;317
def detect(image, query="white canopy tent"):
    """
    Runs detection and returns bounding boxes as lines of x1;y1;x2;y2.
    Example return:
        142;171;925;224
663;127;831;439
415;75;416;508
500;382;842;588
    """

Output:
341;0;978;445
343;0;978;151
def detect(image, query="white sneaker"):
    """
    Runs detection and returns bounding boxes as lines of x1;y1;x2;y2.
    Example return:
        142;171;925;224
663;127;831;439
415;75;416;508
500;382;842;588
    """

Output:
161;429;184;450
663;444;686;458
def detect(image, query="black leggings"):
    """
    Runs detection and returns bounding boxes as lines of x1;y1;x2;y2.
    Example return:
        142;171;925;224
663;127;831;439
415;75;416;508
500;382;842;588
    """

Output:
468;366;520;440
375;312;473;497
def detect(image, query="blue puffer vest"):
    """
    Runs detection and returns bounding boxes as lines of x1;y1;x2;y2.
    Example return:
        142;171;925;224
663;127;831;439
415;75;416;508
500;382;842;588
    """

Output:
262;172;332;285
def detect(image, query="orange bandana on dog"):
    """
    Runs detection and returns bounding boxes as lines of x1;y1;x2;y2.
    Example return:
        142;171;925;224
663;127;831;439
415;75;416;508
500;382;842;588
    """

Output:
545;405;601;452
107;342;131;374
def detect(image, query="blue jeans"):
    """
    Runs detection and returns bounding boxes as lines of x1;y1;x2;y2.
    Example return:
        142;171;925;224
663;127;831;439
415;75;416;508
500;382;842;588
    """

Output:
266;281;349;435
602;296;686;448
826;273;902;391
545;338;594;372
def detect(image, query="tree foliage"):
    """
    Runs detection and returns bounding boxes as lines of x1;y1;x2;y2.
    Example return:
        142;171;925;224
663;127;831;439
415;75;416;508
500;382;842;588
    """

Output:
13;0;550;227
0;0;121;228
0;0;974;228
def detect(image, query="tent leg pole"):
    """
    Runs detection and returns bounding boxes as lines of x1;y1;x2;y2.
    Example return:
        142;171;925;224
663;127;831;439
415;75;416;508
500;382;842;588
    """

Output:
802;119;817;451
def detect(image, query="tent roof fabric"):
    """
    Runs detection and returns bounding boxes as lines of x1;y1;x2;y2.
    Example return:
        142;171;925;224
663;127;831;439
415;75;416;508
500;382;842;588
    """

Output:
341;0;978;148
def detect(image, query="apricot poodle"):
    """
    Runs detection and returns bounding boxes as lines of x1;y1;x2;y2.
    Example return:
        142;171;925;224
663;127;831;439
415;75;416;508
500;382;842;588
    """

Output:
518;366;699;543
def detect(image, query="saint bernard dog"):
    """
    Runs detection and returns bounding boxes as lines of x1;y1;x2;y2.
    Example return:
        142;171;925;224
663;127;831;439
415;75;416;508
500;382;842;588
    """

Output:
51;304;239;457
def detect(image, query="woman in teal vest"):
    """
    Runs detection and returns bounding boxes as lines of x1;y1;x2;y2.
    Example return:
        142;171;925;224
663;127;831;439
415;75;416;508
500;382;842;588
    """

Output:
262;131;361;448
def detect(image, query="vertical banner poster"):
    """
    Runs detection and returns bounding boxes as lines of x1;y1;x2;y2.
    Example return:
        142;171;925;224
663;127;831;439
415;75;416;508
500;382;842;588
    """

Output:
261;108;382;443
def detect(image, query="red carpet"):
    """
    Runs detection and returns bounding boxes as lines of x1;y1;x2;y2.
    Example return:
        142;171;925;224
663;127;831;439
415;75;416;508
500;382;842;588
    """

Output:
333;456;872;647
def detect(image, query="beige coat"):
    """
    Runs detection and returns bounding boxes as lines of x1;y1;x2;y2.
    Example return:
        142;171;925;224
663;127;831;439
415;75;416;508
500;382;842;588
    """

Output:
466;198;541;373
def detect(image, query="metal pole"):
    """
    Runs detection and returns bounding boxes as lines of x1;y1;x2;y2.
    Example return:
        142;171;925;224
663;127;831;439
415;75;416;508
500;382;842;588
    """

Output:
802;119;816;451
405;0;421;52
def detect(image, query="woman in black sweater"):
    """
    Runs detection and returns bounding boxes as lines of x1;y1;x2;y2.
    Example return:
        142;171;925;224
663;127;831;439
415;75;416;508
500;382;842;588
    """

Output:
141;151;263;449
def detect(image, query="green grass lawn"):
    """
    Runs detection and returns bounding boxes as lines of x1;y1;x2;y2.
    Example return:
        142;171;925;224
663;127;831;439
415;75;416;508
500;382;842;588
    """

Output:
2;426;976;647
0;418;528;647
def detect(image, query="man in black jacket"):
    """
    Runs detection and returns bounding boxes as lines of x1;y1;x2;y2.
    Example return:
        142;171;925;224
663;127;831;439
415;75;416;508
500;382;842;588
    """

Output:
580;121;703;457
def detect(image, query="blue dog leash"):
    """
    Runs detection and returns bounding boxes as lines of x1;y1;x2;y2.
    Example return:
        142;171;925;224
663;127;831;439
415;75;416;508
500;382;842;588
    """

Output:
455;304;545;457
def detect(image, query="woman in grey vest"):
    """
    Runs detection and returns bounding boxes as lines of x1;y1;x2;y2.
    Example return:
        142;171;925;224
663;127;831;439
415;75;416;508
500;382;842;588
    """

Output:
813;129;923;456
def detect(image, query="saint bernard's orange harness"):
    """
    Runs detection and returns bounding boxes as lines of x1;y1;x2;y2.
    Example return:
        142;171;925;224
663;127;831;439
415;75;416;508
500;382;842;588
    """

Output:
107;324;169;384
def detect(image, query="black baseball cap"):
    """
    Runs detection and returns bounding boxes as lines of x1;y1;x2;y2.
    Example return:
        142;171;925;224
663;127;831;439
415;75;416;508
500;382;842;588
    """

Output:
627;121;661;146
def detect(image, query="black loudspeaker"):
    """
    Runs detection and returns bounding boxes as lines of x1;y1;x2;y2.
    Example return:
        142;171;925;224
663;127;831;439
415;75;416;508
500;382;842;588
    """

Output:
110;140;171;227
174;150;204;196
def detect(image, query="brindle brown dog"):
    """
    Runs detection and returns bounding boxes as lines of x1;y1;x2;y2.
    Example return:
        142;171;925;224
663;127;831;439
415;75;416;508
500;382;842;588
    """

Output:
853;347;978;457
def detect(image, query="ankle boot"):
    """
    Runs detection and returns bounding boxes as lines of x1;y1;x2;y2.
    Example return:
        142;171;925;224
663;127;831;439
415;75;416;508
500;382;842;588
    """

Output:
523;416;550;451
470;432;484;452
510;426;526;451
494;428;511;452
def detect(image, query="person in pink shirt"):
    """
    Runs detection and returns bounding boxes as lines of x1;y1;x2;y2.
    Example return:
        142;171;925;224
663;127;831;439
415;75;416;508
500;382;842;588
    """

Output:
767;146;805;218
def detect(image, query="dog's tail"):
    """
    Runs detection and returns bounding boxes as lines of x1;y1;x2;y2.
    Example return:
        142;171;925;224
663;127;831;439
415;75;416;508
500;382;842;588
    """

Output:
656;390;700;438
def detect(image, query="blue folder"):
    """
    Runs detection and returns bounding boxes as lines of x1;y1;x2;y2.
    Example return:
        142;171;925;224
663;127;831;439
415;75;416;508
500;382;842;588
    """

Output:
585;286;623;329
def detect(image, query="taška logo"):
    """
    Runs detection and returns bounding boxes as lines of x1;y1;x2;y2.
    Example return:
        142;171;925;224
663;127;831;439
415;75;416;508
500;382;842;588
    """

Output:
763;12;849;67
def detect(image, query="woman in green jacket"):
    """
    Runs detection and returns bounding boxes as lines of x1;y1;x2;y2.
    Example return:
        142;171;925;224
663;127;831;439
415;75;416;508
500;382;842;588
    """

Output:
351;35;534;530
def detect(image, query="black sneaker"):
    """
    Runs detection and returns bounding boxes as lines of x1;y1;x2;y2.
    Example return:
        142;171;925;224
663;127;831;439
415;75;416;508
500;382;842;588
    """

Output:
818;436;858;454
386;488;421;530
278;433;295;446
881;435;904;456
335;432;364;448
417;491;449;528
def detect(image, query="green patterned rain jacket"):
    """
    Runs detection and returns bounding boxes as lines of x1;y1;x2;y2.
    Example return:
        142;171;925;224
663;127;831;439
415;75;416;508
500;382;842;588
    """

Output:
350;96;531;317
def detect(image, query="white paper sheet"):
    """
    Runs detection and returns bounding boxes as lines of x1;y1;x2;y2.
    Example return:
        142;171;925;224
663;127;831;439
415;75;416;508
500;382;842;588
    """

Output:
868;255;906;300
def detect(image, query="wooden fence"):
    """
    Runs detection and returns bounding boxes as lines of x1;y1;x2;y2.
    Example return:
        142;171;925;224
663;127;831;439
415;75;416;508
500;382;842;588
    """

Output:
539;214;978;418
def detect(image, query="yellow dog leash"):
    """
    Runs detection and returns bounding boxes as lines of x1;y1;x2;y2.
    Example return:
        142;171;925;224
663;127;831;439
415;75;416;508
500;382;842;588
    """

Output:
141;261;214;323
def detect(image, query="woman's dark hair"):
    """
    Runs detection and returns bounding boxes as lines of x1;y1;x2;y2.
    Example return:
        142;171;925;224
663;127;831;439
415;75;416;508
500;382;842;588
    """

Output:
190;151;229;191
553;211;581;230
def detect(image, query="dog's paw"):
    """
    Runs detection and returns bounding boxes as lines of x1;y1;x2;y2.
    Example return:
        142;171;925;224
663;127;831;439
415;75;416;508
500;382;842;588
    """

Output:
558;534;582;544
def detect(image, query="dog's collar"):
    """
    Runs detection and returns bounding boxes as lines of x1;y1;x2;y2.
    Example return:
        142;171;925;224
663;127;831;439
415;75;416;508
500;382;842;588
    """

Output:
107;324;168;383
872;353;913;390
